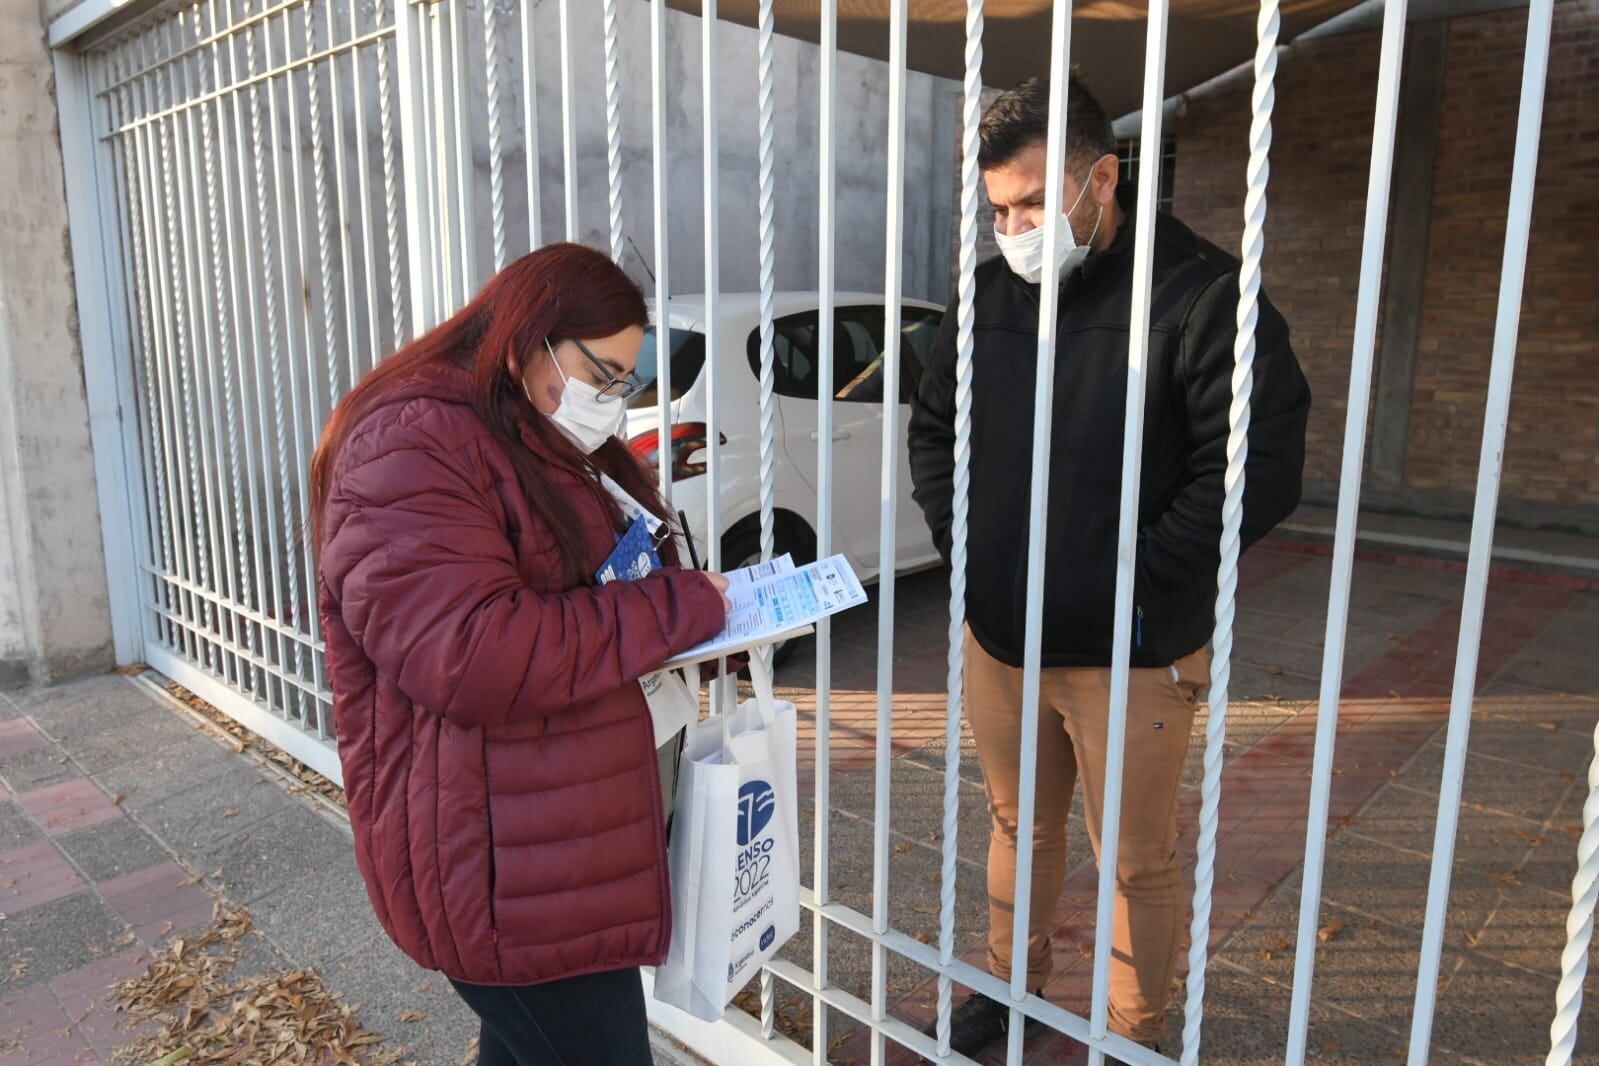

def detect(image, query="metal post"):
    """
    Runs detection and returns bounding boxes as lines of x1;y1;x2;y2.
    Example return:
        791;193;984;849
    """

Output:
1408;0;1554;1057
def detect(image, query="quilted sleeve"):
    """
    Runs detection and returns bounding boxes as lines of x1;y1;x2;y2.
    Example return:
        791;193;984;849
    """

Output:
318;415;727;729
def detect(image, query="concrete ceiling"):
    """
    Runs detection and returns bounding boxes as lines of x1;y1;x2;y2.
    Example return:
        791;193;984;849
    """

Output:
655;0;1366;118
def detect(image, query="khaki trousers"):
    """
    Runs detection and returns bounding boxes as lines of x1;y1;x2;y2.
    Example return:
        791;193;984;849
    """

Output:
964;629;1206;1044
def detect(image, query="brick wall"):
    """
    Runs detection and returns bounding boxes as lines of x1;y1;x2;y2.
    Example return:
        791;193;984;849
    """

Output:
1169;0;1599;519
1407;1;1599;509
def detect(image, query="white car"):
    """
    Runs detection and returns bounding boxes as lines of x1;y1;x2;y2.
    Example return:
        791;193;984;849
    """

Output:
623;292;945;597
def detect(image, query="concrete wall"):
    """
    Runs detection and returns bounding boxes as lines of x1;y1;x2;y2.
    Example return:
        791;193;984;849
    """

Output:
0;0;114;686
491;0;959;303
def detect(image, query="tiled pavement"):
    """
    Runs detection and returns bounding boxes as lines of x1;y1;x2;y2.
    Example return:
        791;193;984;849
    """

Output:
0;680;477;1065
1;535;1596;1064
769;541;1599;1064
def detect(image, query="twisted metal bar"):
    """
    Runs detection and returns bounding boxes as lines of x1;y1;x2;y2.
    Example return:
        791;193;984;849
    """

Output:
752;0;779;1033
1181;4;1275;1062
375;0;404;347
196;1;258;694
484;0;508;271
248;1;308;719
304;0;340;401
156;26;217;668
603;0;624;263
1548;720;1599;1065
754;0;776;573
936;0;982;1057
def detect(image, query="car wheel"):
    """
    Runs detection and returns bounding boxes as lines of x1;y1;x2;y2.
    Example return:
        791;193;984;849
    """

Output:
721;521;815;669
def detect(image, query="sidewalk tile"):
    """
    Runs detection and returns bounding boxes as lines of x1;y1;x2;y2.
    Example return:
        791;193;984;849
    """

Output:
48;948;151;1006
0;891;131;994
0;798;43;852
98;861;214;945
0;746;78;795
0;840;85;913
15;780;123;838
0;719;49;758
53;821;167;883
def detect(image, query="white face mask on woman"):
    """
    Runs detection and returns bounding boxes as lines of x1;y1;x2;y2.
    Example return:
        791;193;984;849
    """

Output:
525;338;627;454
992;173;1102;285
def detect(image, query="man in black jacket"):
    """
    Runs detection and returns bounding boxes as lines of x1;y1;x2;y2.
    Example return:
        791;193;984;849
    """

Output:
909;77;1310;1057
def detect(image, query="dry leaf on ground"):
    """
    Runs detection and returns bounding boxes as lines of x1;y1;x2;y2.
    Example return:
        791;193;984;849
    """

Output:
1317;916;1346;943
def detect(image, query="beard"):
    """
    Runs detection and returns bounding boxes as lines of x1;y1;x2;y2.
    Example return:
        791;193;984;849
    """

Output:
1067;194;1101;249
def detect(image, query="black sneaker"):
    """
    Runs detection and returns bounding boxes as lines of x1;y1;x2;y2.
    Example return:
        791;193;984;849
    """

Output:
920;991;1044;1062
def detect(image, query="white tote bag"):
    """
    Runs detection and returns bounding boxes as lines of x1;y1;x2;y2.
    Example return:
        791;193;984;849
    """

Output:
652;655;801;1021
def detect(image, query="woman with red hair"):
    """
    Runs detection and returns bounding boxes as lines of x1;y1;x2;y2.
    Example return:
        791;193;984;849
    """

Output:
312;244;730;1064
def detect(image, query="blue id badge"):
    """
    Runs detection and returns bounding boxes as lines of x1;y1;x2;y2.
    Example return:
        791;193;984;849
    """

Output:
595;514;662;585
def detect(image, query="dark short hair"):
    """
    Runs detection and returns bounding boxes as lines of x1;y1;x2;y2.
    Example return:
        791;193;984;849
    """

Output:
978;75;1117;174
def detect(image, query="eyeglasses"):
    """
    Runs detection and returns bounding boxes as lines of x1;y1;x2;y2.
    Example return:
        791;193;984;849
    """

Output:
564;336;649;402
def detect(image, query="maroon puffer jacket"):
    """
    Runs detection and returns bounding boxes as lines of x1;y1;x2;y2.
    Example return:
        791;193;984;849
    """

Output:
317;363;725;986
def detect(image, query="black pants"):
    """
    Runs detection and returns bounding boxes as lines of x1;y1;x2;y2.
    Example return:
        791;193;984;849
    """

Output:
450;967;652;1066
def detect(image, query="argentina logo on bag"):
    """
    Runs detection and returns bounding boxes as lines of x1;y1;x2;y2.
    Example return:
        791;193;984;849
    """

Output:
736;779;776;845
733;779;778;913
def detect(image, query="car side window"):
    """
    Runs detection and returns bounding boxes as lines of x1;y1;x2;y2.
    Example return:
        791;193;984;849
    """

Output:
899;308;941;404
747;312;822;400
833;308;889;405
747;306;929;406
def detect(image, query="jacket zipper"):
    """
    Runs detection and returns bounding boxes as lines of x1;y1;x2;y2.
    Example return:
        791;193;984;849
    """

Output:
1135;606;1144;649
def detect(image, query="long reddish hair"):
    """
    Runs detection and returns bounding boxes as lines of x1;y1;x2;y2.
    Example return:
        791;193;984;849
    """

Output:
310;243;668;583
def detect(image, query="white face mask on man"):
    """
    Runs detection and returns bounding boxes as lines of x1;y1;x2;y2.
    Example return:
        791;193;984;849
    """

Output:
992;172;1103;285
524;338;627;454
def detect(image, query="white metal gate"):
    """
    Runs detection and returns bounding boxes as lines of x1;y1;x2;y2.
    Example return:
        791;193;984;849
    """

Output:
46;0;1597;1063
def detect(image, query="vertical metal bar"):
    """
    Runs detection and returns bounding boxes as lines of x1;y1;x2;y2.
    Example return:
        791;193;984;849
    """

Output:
559;0;578;240
284;0;330;728
305;0;343;409
936;1;982;1055
521;0;543;251
752;0;778;1039
349;0;384;367
1283;0;1408;1054
176;6;237;682
200;0;260;696
377;0;406;349
485;0;509;271
64;42;154;665
108;42;177;654
220;0;280;705
753;0;776;588
870;3;908;1063
1087;0;1171;1057
322;0;363;387
811;2;837;1059
1181;0;1278;1056
650;0;672;499
602;0;624;263
185;2;243;688
273;0;322;729
165;14;224;672
427;4;455;313
1408;0;1553;1057
133;27;197;663
241;0;296;718
397;0;436;333
1006;5;1072;1063
447;0;477;294
702;0;720;576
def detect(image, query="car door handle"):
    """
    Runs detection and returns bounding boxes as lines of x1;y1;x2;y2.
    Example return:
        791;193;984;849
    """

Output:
809;429;852;442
